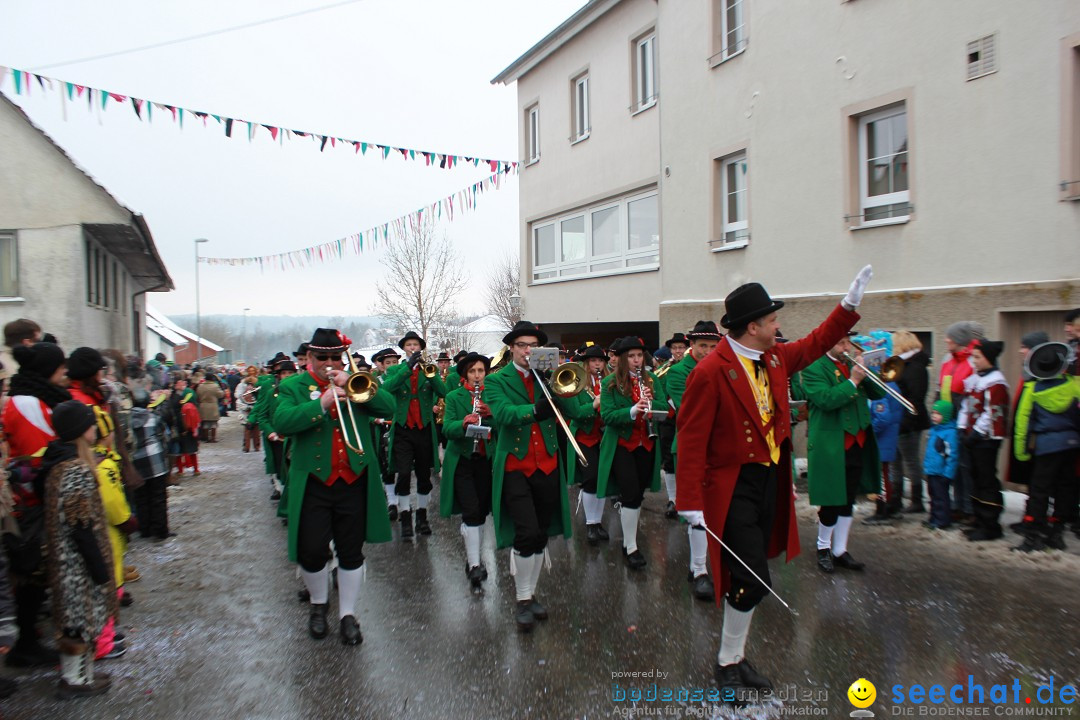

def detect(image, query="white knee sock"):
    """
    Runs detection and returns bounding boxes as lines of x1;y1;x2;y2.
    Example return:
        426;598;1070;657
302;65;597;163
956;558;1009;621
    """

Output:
417;493;429;510
399;494;412;512
337;566;364;620
513;552;536;601
664;472;677;502
301;567;329;605
385;484;397;508
530;548;546;597
689;525;709;577
832;516;853;557
463;524;481;569
60;653;82;685
717;604;755;666
621;507;641;553
582;492;603;524
816;521;835;551
83;650;96;685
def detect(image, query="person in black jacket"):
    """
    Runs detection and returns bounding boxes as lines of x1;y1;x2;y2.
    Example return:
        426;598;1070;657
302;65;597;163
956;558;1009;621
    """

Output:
888;331;931;515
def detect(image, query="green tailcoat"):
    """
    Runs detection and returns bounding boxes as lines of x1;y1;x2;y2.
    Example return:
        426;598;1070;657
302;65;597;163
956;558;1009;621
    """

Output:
562;387;602;486
273;371;397;563
800;355;885;506
481;364;572;549
439;385;495;517
251;375;279;475
663;353;697;459
595;373;667;499
381;363;447;473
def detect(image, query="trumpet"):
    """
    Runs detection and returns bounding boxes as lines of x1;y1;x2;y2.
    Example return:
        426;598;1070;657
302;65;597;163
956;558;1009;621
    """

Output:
637;373;658;438
840;351;916;415
327;349;379;455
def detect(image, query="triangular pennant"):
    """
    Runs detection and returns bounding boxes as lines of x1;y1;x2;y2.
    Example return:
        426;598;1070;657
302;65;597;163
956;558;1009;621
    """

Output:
131;98;143;119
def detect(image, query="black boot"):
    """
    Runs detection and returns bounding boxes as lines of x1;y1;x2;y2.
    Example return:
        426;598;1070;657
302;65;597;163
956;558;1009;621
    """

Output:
515;600;535;632
529;597;548;621
400;510;414;540
595;524;610;541
1045;523;1067;550
339;615;363;646
308;603;329;639
690;573;715;602
586;524;602;545
1012;530;1046;553
832;552;865;571
737;658;773;690
713;662;751;707
415;508;432;536
816;548;834;573
388;503;398;522
467;565;484;592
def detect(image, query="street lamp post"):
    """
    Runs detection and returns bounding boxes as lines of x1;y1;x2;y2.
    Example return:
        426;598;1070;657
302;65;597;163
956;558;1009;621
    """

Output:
509;291;522;325
241;307;251;364
194;238;209;364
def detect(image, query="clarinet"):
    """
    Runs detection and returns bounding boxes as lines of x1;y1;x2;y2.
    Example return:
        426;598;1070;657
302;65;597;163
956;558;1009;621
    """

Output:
471;383;484;454
638;374;657;438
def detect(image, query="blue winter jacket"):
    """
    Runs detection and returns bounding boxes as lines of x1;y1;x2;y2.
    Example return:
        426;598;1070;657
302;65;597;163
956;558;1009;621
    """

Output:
923;420;959;479
871;382;904;463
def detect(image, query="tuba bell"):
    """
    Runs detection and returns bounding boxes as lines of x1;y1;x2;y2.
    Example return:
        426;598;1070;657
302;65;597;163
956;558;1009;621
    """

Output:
550;361;589;397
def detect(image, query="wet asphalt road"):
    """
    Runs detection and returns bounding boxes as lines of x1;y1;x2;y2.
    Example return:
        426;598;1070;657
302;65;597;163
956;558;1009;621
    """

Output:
4;416;1079;719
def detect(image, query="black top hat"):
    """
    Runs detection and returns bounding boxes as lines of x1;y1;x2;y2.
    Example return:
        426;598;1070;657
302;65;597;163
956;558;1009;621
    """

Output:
294;342;310;357
308;328;348;352
581;344;607;360
456;351;491;378
502;320;548;347
665;332;689;348
398;331;426;351
275;360;297;374
687;320;722;340
614;336;646;356
453;350;469;363
371;348;401;364
436;351;451;362
721;284;785;329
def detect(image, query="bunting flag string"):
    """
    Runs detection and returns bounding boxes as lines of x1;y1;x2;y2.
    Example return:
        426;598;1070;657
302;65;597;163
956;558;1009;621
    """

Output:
198;166;515;272
0;66;517;174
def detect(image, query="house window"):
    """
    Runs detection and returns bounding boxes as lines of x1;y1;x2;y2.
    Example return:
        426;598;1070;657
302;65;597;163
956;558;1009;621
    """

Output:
712;0;747;63
634;33;657;112
966;34;997;81
531;190;659;282
526;104;540;164
712;153;749;249
0;232;17;297
121;272;128;315
112;260;119;310
858;106;910;224
1063;36;1080;201
572;74;590;142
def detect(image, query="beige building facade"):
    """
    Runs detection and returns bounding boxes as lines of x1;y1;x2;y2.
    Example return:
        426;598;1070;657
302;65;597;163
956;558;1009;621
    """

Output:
497;0;1080;382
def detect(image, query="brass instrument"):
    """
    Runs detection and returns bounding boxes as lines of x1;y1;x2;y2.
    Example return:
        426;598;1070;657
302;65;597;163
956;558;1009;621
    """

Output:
840;351;916;415
491;345;512;370
417;352;438;379
637;373;658;438
327;349;379;455
583;366;603;401
435;368;449;424
469;383;484;454
528;354;591;467
653;359;673;378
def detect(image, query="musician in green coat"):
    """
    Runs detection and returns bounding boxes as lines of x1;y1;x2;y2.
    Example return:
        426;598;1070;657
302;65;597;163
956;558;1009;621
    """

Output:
253;359;294;508
595;337;668;570
562;344;609;544
482;321;573;632
380;331;448;539
273;329;395;646
439;352;496;593
800;333;885;574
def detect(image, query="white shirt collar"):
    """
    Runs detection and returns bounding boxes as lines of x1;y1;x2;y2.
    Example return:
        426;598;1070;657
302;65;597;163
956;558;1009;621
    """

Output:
514;362;530;377
727;336;763;361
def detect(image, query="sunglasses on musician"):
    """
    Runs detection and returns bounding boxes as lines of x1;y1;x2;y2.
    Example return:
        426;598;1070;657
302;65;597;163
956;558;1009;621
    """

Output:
312;353;339;362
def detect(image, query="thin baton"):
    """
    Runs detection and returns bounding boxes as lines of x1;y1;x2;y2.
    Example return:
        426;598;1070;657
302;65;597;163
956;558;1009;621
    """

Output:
699;521;797;615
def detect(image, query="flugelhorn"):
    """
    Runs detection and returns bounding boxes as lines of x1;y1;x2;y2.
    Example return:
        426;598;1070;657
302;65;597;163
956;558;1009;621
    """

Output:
840;351;916;415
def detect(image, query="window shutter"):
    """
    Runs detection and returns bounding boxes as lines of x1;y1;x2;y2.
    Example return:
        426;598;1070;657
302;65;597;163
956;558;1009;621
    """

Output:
967;34;996;81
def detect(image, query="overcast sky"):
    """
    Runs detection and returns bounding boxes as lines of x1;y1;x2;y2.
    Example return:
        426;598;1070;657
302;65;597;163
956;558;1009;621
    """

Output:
1;0;584;319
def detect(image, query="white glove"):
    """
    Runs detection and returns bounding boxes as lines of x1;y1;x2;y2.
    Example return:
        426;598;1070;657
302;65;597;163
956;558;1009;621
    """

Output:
679;510;705;528
843;264;873;309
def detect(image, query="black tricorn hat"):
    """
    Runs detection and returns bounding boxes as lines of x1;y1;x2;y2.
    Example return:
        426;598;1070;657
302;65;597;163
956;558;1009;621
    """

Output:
308;328;348;352
398;331;426;351
721;284;785;329
687;320;722;340
371;348;401;363
581;344;607;360
502;320;548;347
456;351;491;378
294;343;310;357
665;332;689;348
614;336;646;356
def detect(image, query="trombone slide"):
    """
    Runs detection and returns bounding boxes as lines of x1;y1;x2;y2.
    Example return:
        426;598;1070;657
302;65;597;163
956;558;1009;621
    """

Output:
840;351;917;415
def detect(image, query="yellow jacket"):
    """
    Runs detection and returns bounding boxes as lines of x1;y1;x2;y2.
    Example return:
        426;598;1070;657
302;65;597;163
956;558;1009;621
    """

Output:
94;446;132;587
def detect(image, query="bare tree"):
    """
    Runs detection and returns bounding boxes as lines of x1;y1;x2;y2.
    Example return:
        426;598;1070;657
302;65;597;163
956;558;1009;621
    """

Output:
484;252;521;331
373;217;468;342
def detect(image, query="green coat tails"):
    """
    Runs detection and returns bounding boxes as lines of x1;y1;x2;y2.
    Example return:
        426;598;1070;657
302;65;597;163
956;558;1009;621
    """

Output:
664;353;697;459
562;386;601;486
800;355;885;507
482;364;572;549
381;363;447;473
595;372;667;498
439;384;495;517
273;371;396;563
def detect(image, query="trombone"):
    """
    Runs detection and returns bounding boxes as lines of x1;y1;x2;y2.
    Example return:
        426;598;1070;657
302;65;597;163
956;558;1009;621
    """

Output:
840;351;916;415
326;349;379;455
528;356;591;467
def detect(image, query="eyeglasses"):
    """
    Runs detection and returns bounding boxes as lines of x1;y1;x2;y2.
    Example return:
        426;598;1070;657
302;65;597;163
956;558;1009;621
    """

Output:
312;353;339;362
513;342;540;349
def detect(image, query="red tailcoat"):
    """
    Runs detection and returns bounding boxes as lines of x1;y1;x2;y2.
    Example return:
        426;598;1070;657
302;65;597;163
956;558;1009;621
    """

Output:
675;304;860;604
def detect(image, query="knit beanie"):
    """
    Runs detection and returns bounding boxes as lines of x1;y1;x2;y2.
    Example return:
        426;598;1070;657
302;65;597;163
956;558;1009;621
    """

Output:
945;321;984;347
931;400;953;423
66;346;107;380
975;339;1004;366
12;342;65;378
52;400;96;441
1020;331;1050;350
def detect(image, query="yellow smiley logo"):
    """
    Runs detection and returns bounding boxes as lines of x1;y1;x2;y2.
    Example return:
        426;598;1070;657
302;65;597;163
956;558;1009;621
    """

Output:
848;678;876;708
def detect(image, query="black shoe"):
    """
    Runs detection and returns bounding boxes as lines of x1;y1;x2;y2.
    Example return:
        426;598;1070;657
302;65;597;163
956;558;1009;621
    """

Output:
339;615;363;646
713;663;751;707
904;503;926;514
966;526;1003;542
388;505;398;522
1046;523;1067;551
467;565;485;591
665;500;678;519
832;552;865;571
529;597;548;621
120;591;134;607
622;547;647;570
595;524;610;541
270;490;281;501
816;548;834;573
400;510;414;540
297;589;310;603
515;600;535;632
861;513;895;526
1012;533;1046;552
586;524;601;545
309;603;329;639
415;509;432;536
691;574;715;602
737;658;773;690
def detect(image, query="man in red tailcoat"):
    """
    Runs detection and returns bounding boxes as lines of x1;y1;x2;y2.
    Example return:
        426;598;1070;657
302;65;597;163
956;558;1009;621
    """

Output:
675;265;873;706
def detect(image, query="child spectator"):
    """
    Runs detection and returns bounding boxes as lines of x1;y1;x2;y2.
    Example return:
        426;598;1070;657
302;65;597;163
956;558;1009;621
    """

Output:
1012;342;1080;552
923;400;959;530
130;389;173;541
863;380;904;524
177;386;201;476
